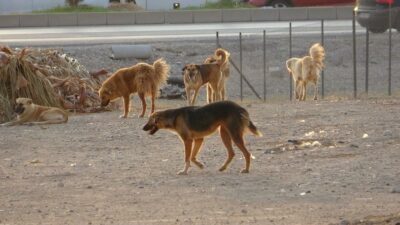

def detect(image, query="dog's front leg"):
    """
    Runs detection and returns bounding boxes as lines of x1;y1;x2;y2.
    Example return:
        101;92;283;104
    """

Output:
313;81;318;100
177;139;193;175
120;95;130;118
138;92;146;118
191;88;200;106
185;87;191;105
150;94;155;115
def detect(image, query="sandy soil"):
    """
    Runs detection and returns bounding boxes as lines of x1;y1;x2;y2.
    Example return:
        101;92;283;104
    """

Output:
1;98;400;225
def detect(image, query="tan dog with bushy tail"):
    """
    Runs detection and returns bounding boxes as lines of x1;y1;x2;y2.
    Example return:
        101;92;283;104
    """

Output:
286;43;325;101
99;59;170;118
182;48;229;106
203;48;230;103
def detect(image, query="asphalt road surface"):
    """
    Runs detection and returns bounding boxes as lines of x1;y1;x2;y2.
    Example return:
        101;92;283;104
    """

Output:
0;20;364;46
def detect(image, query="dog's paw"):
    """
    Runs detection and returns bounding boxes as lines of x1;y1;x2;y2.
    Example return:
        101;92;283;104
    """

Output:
192;161;204;169
177;170;188;175
218;166;227;172
119;115;127;119
138;114;145;118
240;169;249;174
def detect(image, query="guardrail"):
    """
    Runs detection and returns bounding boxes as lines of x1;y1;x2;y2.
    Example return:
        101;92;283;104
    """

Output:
0;6;353;28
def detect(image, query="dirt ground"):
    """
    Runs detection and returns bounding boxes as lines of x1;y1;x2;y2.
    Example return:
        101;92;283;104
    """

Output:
1;98;400;225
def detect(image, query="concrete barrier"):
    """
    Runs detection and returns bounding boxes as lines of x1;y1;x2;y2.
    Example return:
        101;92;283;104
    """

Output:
135;11;165;24
48;13;78;26
251;8;279;21
0;15;20;28
165;11;193;24
77;13;107;26
222;9;251;22
0;6;355;28
336;6;354;20
279;7;308;21
193;10;222;23
111;44;152;59
308;7;337;20
19;14;48;27
107;12;135;25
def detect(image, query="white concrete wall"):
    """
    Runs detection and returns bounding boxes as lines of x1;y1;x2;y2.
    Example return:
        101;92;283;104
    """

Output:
0;0;108;14
135;0;219;11
0;0;218;14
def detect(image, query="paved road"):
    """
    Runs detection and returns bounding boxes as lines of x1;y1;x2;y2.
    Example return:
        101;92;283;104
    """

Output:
0;20;363;46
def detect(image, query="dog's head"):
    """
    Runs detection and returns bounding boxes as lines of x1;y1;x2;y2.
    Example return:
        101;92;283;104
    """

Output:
143;111;174;135
98;86;116;107
182;64;200;82
14;97;33;115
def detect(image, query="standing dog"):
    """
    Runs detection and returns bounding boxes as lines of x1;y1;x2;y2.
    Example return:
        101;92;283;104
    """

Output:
143;101;262;175
286;43;325;101
203;49;230;103
98;59;170;118
182;48;229;105
1;97;68;126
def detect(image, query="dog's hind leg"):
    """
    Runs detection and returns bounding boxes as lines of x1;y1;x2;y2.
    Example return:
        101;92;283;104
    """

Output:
178;139;193;175
207;85;213;103
313;80;318;100
219;127;235;172
232;134;251;173
120;95;130;118
138;92;146;118
191;138;205;169
150;93;155;114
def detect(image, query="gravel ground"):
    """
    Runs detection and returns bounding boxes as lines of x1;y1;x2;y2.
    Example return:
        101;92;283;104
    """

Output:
1;32;400;225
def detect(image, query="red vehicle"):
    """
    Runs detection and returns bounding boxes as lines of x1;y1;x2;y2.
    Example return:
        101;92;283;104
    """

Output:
248;0;355;8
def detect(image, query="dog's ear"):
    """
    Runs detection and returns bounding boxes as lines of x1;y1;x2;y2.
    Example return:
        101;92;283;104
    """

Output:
195;65;201;70
182;66;187;72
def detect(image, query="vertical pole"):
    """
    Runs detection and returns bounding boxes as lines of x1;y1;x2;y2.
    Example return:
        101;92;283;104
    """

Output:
365;28;369;94
321;19;325;99
352;11;357;99
263;30;266;102
289;22;293;101
240;32;243;101
388;3;392;96
216;31;220;48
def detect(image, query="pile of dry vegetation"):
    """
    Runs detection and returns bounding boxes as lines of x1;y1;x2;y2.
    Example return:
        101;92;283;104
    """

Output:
0;46;109;123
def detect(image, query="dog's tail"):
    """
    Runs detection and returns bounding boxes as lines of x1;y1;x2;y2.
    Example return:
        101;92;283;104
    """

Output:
153;58;170;86
215;48;230;68
248;120;263;137
286;58;296;76
241;112;263;137
309;43;325;70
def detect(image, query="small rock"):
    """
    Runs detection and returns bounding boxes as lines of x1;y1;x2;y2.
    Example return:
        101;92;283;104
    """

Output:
87;185;93;189
350;144;359;148
241;209;247;214
57;182;64;187
339;220;350;225
383;130;393;137
390;187;400;193
362;133;369;139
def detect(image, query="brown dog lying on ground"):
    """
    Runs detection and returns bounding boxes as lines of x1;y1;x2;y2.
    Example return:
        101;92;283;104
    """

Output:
98;59;170;118
143;101;262;175
182;48;229;105
1;97;68;126
286;43;325;101
203;49;230;103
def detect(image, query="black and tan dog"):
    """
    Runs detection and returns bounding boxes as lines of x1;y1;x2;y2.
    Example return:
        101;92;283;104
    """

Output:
182;48;229;105
143;101;262;175
1;97;68;126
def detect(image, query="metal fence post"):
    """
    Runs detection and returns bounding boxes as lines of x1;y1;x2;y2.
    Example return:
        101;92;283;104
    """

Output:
365;28;369;94
289;22;293;101
263;30;266;102
388;3;392;96
216;31;220;48
239;32;243;101
352;11;357;99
